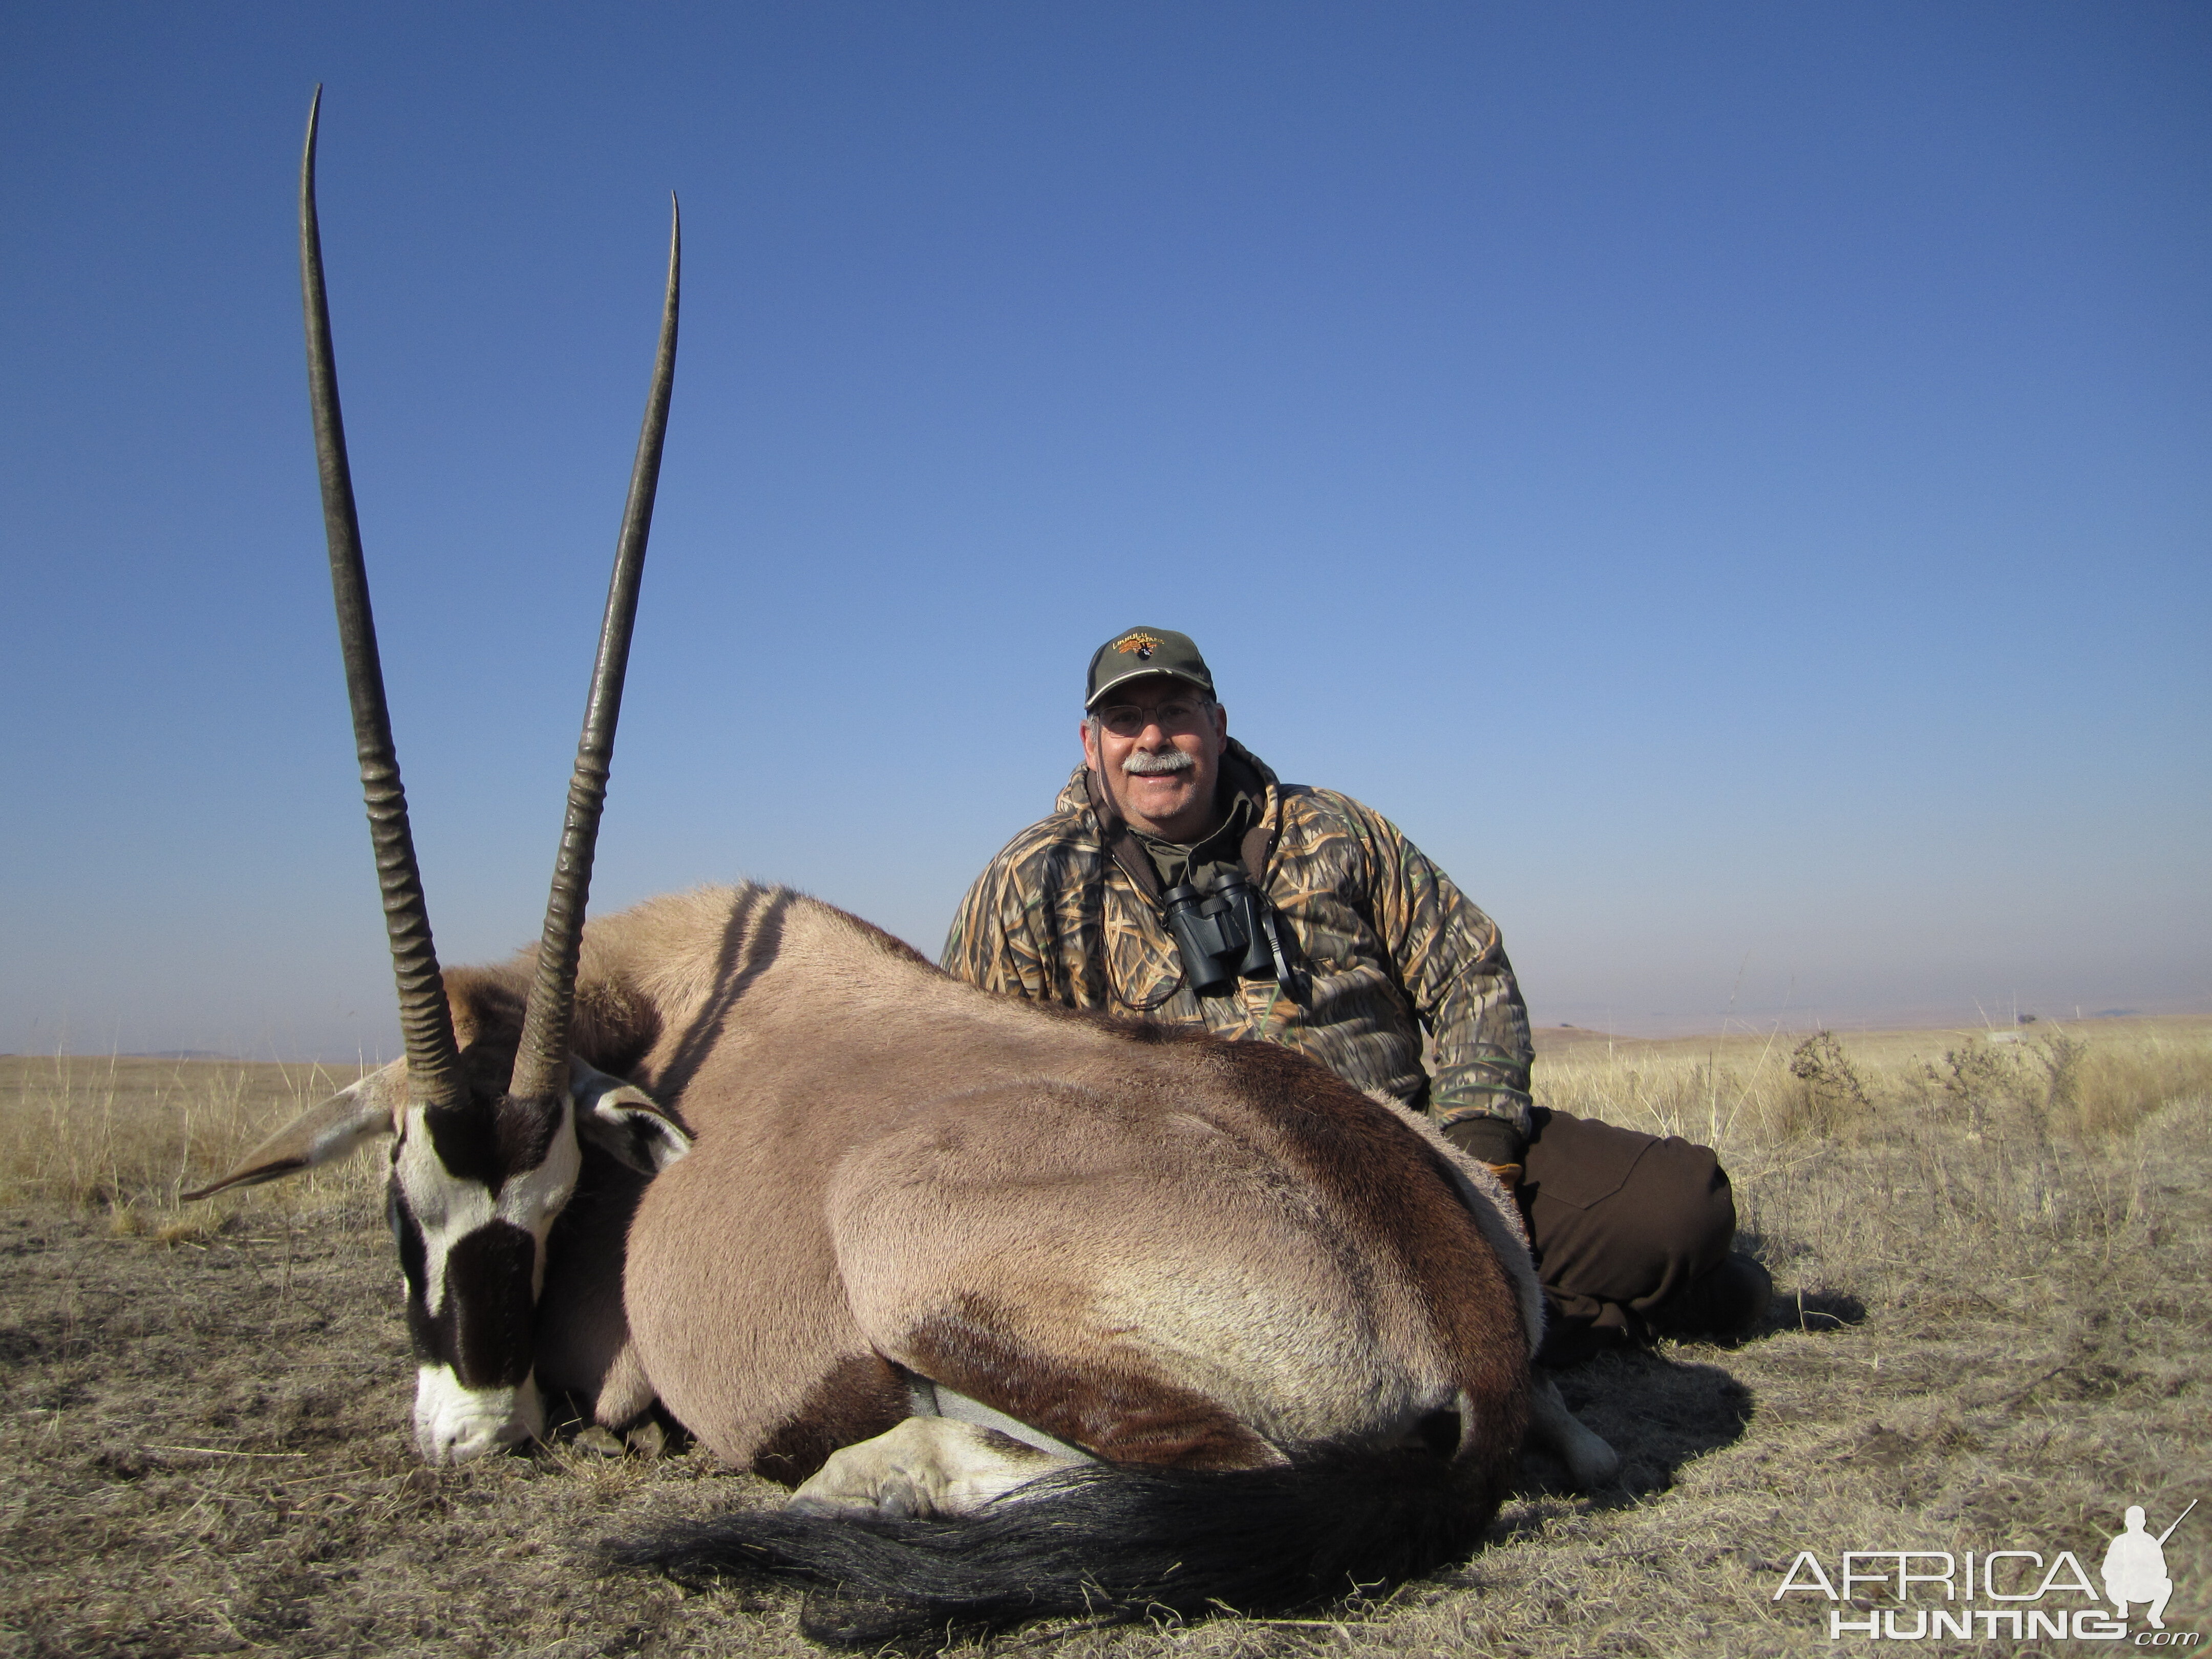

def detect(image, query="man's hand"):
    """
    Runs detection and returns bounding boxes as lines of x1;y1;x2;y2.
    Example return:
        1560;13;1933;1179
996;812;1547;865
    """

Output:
1441;1113;1527;1188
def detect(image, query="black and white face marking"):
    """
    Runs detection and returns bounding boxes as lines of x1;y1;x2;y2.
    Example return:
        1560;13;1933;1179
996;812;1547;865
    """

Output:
389;1090;579;1462
384;1057;692;1464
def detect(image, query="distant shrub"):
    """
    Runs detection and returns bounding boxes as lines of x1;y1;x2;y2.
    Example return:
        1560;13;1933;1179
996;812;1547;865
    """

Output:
1921;1042;2023;1139
1907;1027;2212;1142
1784;1031;1871;1139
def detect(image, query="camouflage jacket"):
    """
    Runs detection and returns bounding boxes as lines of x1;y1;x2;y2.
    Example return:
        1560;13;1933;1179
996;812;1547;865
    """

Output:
941;739;1534;1135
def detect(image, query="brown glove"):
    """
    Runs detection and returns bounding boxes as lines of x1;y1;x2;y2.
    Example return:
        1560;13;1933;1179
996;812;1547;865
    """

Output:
1441;1113;1527;1182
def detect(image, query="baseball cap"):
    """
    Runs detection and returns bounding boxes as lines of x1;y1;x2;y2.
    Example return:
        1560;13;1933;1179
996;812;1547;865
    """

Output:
1084;627;1216;710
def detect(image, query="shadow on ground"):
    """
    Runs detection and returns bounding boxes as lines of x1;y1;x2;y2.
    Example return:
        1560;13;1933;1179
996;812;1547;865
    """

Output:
1502;1262;1870;1513
1777;1286;1867;1333
1514;1347;1756;1505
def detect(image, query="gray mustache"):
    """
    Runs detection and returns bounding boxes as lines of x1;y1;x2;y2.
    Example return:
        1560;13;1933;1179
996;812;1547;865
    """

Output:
1122;749;1195;777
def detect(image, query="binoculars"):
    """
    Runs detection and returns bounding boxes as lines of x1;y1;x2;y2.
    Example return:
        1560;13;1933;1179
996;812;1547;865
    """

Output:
1161;869;1290;998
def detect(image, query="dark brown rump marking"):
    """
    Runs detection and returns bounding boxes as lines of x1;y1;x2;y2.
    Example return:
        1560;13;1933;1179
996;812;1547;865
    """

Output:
751;1352;909;1486
904;1292;1275;1471
1214;1042;1530;1477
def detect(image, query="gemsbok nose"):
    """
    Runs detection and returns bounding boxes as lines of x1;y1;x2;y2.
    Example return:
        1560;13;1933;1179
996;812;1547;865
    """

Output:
413;1370;545;1463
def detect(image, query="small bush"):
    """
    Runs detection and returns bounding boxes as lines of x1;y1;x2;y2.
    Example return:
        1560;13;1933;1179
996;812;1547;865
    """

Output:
1923;1043;2022;1138
1783;1031;1871;1138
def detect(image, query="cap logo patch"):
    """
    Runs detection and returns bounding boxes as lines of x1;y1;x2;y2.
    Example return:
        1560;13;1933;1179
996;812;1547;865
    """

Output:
1115;632;1160;660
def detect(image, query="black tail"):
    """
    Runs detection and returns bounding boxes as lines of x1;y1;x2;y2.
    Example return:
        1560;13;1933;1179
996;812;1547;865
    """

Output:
604;1445;1492;1646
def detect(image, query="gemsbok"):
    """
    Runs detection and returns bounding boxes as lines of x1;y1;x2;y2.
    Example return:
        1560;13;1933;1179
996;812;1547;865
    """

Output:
187;93;1618;1647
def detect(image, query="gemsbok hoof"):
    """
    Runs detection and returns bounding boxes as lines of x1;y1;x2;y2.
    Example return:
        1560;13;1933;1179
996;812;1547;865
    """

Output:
1528;1373;1622;1488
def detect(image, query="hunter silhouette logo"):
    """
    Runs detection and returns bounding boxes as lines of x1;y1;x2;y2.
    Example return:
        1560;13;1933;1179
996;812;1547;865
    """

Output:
2105;1500;2194;1631
1114;632;1159;659
1773;1498;2200;1643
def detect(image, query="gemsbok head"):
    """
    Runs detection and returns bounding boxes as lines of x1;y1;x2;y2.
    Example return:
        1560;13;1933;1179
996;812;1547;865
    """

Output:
184;91;690;1462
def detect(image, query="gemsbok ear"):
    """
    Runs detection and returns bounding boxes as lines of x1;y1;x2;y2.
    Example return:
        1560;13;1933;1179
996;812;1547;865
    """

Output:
180;1067;403;1201
570;1060;692;1175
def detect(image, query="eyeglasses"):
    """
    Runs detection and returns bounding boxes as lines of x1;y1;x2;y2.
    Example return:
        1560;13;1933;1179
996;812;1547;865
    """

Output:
1095;696;1211;738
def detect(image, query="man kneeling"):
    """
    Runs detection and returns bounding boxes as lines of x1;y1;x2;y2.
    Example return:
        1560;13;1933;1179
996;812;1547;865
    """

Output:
942;627;1771;1368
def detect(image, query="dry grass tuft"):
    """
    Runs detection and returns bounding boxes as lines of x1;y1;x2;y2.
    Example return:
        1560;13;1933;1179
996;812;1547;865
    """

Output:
1532;1014;2212;1150
2;1019;2206;1654
2052;1028;2212;1136
0;1052;382;1219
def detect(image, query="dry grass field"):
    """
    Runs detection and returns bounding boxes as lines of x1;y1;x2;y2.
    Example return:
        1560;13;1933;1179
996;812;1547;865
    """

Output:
3;1018;2207;1657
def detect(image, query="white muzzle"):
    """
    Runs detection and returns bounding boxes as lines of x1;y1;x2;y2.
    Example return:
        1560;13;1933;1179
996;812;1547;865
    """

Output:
413;1366;545;1463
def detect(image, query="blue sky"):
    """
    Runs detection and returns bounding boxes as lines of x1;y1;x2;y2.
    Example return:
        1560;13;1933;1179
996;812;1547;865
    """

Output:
4;3;2206;1057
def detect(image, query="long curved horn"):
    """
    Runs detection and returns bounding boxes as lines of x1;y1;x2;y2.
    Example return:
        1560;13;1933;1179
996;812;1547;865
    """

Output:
506;199;680;1105
300;87;466;1111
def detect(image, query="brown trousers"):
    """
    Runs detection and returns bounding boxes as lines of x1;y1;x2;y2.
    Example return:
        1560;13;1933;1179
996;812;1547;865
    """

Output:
1518;1108;1737;1366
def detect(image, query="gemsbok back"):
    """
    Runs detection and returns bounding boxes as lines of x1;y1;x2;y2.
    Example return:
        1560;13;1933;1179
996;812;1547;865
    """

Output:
187;94;1617;1648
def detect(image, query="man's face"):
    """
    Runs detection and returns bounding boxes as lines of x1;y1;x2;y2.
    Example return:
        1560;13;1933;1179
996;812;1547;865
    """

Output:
1080;676;1229;843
